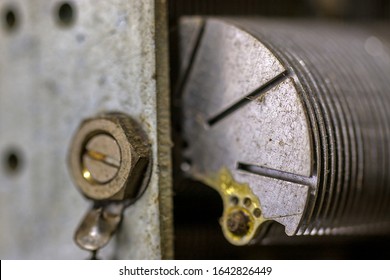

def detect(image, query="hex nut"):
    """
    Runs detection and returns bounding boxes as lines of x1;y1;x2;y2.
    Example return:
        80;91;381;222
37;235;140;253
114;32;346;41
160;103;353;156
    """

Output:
68;113;150;200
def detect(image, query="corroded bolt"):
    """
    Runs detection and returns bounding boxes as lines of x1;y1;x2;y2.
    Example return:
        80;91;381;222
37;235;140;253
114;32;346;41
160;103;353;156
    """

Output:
226;209;250;236
68;113;150;200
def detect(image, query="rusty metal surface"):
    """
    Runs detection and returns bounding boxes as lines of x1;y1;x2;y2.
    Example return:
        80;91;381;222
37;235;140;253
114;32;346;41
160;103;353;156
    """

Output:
0;0;172;259
181;17;390;244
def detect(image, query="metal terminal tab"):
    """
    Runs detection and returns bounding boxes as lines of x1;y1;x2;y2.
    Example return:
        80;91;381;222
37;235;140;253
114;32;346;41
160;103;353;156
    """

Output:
201;168;267;245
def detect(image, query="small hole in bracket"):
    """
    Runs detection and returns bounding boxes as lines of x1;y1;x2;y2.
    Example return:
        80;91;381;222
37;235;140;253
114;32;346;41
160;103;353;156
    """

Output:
243;197;252;207
56;2;75;27
3;6;19;32
230;196;239;205
3;148;23;175
253;208;262;218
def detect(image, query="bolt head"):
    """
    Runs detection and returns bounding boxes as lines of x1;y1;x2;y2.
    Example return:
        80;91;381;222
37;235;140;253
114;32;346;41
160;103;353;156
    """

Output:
68;113;150;200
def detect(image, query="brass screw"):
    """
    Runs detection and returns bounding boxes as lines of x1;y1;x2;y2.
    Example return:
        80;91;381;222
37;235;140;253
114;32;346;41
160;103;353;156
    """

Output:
82;134;121;184
226;210;250;236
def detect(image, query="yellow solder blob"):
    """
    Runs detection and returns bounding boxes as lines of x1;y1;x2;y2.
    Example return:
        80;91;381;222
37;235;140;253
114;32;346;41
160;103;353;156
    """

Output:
199;167;267;246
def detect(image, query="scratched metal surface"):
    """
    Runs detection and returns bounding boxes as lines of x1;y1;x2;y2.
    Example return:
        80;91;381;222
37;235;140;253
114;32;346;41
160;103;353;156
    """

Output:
181;17;390;238
0;0;172;259
181;18;313;236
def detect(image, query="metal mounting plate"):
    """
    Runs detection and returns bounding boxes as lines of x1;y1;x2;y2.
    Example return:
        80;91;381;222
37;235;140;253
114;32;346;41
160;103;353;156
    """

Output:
0;0;172;259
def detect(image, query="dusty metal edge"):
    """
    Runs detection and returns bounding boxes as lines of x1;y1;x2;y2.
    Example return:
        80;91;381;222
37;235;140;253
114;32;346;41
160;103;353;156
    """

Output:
154;0;174;259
